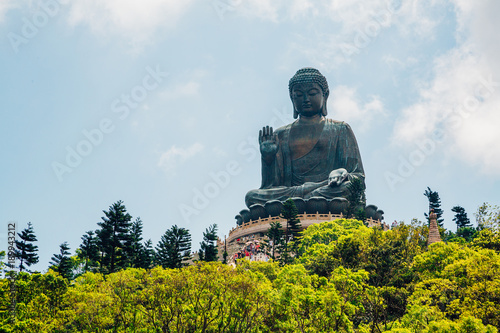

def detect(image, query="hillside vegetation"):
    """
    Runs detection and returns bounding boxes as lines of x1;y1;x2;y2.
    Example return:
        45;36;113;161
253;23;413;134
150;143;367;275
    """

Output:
2;219;500;333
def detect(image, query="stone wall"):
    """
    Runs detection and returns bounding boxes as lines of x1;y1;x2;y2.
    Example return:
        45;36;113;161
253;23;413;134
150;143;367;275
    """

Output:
221;214;386;262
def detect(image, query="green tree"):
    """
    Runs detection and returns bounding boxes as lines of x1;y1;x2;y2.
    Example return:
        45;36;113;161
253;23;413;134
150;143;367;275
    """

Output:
410;242;500;328
472;229;500;252
345;177;366;219
199;224;218;262
222;238;228;264
455;227;477;242
424;187;444;227
0;250;5;271
96;200;133;273
124;217;145;268
266;221;283;260
15;222;39;272
155;225;192;268
77;230;100;273
137;239;155;269
0;270;69;332
49;242;73;280
279;198;301;265
475;202;500;231
452;205;472;229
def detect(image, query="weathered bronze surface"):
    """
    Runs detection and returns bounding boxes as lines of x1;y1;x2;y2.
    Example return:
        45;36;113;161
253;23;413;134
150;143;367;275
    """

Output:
245;68;365;208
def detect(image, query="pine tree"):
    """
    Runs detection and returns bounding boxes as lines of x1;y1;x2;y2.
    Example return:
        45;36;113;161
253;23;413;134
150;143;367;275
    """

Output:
49;242;73;280
124;217;144;268
279;199;301;265
266;221;283;260
155;225;192;268
452;205;472;229
96;200;132;273
15;222;39;272
222;236;228;264
424;187;444;227
78;231;100;273
199;224;218;262
346;178;366;219
137;239;155;269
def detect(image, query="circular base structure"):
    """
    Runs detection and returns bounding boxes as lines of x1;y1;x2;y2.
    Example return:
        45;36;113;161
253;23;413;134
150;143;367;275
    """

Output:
224;213;386;261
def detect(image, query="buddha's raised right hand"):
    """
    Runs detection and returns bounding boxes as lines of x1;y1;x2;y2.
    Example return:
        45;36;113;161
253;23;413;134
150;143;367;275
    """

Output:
259;126;278;164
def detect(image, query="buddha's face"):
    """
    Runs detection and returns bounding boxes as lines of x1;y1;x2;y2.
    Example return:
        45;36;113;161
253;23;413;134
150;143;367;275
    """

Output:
291;82;325;118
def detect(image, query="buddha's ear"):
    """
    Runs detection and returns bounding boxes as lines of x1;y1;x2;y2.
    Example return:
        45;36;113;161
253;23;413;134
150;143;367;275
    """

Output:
293;109;298;119
322;91;329;116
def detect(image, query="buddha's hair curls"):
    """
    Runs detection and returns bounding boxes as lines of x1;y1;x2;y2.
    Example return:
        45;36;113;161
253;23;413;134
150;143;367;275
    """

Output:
288;68;329;98
288;68;329;118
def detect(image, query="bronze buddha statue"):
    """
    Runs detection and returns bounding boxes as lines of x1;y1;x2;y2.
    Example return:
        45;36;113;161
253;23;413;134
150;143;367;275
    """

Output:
245;68;365;208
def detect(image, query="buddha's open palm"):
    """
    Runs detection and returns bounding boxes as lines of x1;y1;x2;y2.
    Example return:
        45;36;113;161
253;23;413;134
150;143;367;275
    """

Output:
259;126;278;162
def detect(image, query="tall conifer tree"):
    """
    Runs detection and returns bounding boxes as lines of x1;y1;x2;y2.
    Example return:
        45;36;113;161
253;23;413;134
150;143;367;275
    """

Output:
199;224;218;262
452;205;471;229
15;222;39;272
124;217;144;268
424;187;444;227
279;199;301;265
49;242;73;280
156;225;192;268
138;239;155;269
78;231;100;273
96;200;132;273
266;221;283;260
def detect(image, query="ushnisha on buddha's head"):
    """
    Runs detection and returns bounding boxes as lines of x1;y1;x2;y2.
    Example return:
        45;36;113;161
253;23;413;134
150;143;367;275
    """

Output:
288;68;329;119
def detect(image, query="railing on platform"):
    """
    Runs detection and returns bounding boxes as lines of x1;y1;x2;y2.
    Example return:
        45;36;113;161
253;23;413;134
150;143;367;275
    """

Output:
226;213;385;243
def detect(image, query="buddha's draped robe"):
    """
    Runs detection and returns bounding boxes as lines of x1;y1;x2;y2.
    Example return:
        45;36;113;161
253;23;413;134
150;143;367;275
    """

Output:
245;119;364;208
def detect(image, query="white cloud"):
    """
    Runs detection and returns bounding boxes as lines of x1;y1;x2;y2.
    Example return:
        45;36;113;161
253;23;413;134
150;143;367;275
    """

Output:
280;0;446;70
0;1;13;21
66;0;195;49
240;0;279;22
329;86;386;132
158;143;204;174
0;0;33;23
392;0;500;174
393;43;484;144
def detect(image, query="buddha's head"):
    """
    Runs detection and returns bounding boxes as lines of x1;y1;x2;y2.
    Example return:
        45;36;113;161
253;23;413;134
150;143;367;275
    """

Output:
288;68;329;119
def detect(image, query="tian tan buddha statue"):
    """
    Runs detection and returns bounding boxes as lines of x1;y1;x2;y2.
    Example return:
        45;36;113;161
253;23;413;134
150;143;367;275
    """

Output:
244;68;365;209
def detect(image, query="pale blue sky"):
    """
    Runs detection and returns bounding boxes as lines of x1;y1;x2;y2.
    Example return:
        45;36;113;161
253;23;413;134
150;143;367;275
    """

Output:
1;0;499;271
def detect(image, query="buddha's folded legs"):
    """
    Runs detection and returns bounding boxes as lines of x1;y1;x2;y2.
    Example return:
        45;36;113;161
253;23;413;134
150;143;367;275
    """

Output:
245;180;330;208
305;180;351;199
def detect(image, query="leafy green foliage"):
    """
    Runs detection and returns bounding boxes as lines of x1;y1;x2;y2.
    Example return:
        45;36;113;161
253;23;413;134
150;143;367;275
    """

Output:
2;214;500;332
0;251;5;271
475;203;500;231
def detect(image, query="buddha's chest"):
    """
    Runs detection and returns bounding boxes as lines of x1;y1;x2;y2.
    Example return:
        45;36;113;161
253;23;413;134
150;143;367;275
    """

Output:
289;123;325;160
